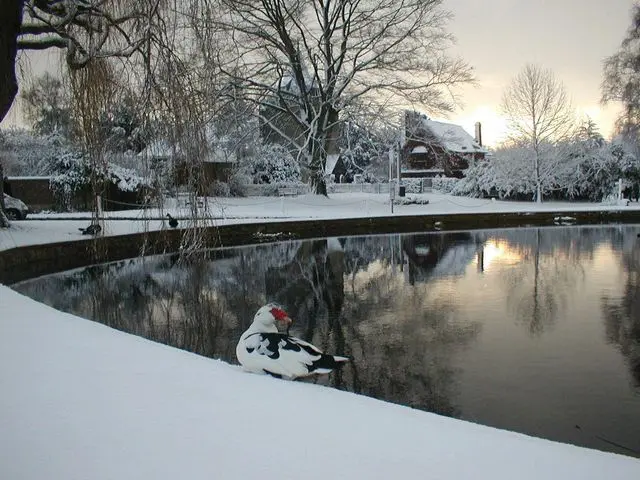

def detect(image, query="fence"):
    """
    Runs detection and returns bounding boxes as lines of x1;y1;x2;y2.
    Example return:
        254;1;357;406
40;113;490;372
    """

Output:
243;180;434;196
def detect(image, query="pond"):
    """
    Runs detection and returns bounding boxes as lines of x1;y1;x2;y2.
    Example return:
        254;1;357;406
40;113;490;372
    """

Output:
13;225;640;458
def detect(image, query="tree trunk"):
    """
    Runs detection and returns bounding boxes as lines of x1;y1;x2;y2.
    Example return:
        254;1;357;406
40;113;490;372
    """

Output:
0;0;23;228
534;147;543;203
309;137;328;196
0;163;9;228
0;0;23;122
311;170;327;195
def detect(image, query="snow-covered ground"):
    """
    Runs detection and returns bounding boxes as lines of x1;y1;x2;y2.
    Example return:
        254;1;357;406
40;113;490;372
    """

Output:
2;191;640;478
2;285;640;480
2;192;639;251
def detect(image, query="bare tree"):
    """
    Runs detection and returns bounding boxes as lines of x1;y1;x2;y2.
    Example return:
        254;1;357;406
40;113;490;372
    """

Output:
501;64;575;203
210;0;473;194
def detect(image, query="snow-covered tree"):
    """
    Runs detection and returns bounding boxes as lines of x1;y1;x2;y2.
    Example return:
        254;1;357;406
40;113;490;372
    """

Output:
21;72;77;139
0;128;72;176
98;93;148;154
242;143;301;184
455;121;640;202
501;64;576;202
563;138;640;201
339;120;392;182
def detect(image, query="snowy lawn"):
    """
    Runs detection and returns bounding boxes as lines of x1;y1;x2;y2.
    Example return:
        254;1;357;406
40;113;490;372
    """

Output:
2;192;640;251
1;285;640;480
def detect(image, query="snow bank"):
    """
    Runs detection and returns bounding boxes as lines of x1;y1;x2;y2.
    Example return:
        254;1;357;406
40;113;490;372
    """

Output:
3;192;640;252
1;286;639;480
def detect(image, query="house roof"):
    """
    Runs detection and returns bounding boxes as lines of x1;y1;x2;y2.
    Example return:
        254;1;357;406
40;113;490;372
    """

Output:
406;112;488;155
325;154;340;175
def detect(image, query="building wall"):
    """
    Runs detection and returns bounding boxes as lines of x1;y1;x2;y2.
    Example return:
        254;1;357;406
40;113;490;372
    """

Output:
6;178;54;211
6;177;152;212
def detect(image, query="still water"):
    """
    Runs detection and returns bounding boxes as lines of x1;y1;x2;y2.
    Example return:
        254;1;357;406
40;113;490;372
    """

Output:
13;226;640;457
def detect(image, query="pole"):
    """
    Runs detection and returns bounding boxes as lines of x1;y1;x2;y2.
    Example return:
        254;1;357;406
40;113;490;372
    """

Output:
388;147;394;214
396;141;401;190
618;178;623;202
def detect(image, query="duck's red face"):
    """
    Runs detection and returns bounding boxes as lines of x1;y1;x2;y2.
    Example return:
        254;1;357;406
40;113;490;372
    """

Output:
270;307;292;326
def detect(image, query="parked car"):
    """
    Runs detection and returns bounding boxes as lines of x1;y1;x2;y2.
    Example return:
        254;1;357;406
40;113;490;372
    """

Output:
3;194;29;220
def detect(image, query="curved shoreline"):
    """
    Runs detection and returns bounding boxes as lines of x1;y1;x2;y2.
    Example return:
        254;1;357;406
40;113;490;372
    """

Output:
2;209;640;284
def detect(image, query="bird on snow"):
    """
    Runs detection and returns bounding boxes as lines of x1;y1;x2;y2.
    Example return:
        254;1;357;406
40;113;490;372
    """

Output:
166;213;178;228
79;223;101;235
236;304;349;380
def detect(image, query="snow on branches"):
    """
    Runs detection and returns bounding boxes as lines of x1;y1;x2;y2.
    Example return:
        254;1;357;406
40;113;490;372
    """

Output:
455;138;640;202
241;143;302;185
49;150;150;210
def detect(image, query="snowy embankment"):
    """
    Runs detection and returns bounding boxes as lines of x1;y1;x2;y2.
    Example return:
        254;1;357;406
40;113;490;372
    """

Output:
1;286;639;480
2;192;640;252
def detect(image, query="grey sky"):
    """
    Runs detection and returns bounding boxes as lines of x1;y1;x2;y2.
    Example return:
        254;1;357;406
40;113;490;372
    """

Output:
3;1;636;146
447;0;636;144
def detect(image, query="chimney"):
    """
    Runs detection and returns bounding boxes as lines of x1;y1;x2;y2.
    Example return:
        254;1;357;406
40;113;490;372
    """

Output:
474;122;483;146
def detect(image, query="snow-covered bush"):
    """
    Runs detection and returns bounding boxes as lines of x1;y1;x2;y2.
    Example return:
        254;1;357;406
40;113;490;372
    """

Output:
394;196;429;205
242;143;302;184
432;176;459;193
49;151;150;210
564;140;640;201
228;173;250;197
209;180;231;197
455;139;640;202
401;178;429;194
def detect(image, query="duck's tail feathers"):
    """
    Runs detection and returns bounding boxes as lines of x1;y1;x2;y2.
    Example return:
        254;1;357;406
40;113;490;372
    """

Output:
310;354;351;374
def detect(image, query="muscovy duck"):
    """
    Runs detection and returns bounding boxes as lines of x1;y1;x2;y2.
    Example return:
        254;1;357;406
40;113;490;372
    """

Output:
236;304;349;380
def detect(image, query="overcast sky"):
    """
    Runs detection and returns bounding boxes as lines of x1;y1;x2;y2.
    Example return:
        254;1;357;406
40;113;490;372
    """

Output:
3;1;637;146
447;0;636;145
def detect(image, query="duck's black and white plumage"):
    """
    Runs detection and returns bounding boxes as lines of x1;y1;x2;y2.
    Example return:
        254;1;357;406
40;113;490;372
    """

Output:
79;223;101;235
236;304;349;380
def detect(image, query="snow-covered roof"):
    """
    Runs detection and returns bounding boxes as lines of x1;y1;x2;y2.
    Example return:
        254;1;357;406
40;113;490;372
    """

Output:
138;139;237;164
276;72;318;96
138;140;176;159
406;112;488;155
325;154;340;175
6;176;52;181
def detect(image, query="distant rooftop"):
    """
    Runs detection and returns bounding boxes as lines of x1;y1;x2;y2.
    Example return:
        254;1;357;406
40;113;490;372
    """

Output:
405;111;488;155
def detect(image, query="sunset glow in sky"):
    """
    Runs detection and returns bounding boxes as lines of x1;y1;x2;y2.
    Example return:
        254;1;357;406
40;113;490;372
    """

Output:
446;0;635;146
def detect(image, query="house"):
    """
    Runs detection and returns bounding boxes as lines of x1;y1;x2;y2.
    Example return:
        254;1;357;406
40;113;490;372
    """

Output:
402;111;488;178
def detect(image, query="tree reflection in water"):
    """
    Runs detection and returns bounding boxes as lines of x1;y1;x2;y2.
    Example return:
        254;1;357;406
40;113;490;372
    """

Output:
601;234;640;388
485;227;618;335
13;233;480;418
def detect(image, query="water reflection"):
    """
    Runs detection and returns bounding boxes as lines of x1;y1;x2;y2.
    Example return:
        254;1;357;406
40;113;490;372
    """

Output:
13;225;640;456
602;242;640;387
